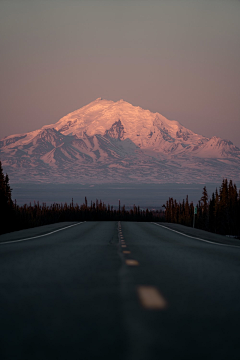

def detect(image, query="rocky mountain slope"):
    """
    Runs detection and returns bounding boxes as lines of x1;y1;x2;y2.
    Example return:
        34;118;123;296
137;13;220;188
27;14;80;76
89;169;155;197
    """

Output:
1;98;240;183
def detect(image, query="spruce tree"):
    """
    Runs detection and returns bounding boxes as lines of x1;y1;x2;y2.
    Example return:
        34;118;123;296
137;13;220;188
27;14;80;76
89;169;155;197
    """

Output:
0;161;14;233
219;179;229;233
5;173;13;207
200;186;209;230
209;192;215;232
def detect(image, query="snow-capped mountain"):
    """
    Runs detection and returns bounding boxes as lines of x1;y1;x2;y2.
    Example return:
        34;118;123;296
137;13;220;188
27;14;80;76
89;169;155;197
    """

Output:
1;98;240;183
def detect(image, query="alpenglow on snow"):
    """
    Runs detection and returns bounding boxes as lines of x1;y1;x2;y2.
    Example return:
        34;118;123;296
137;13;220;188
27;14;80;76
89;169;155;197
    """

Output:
0;98;240;183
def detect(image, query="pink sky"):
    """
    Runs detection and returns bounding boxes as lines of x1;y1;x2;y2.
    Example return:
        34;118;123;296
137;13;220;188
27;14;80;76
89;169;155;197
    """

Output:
0;0;240;147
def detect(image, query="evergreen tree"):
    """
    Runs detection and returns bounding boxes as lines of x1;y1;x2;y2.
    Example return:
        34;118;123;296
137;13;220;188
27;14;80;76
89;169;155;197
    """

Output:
184;195;191;226
208;192;215;232
5;173;13;207
219;179;229;233
200;186;209;230
0;161;14;234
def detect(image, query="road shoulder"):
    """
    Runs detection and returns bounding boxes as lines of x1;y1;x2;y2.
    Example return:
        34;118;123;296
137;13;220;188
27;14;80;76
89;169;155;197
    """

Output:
0;222;80;244
153;222;240;247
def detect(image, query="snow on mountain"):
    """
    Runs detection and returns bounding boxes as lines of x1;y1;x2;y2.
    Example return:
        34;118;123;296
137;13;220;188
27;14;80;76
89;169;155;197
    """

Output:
43;98;203;152
1;98;240;183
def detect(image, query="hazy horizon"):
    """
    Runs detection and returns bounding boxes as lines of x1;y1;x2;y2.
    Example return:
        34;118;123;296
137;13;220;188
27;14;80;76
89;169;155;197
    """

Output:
0;0;240;147
14;182;240;208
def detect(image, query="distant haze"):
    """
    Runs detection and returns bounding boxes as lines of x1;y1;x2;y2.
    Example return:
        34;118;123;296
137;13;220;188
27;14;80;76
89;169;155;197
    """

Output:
0;0;240;147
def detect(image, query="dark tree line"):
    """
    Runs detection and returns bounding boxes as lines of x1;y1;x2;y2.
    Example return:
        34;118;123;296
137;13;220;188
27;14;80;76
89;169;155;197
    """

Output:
0;162;164;235
164;179;240;237
4;159;238;238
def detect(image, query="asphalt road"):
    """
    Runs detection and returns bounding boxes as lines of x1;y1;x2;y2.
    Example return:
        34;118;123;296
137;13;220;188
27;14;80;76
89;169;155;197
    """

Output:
0;221;240;360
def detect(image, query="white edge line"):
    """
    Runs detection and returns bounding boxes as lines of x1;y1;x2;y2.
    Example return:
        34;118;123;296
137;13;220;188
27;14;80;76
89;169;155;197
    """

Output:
152;222;240;249
0;222;83;246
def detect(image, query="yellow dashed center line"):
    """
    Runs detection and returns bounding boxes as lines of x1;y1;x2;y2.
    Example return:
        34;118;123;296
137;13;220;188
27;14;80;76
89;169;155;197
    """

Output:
125;259;139;266
137;286;167;310
118;224;167;311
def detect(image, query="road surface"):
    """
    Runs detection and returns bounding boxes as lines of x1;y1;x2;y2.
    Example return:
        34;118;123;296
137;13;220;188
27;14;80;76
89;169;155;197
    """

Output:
0;221;240;360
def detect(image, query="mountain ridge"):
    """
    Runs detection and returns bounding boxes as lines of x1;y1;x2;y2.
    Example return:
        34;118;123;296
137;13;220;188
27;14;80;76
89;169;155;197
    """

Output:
1;98;240;183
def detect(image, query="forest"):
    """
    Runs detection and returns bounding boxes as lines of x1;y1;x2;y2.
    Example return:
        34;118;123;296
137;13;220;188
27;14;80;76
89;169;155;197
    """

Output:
164;179;240;238
0;161;163;235
1;160;239;238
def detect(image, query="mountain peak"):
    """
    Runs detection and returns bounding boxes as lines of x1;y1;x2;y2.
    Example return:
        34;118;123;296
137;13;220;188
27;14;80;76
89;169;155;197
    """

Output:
40;98;239;156
43;98;196;150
